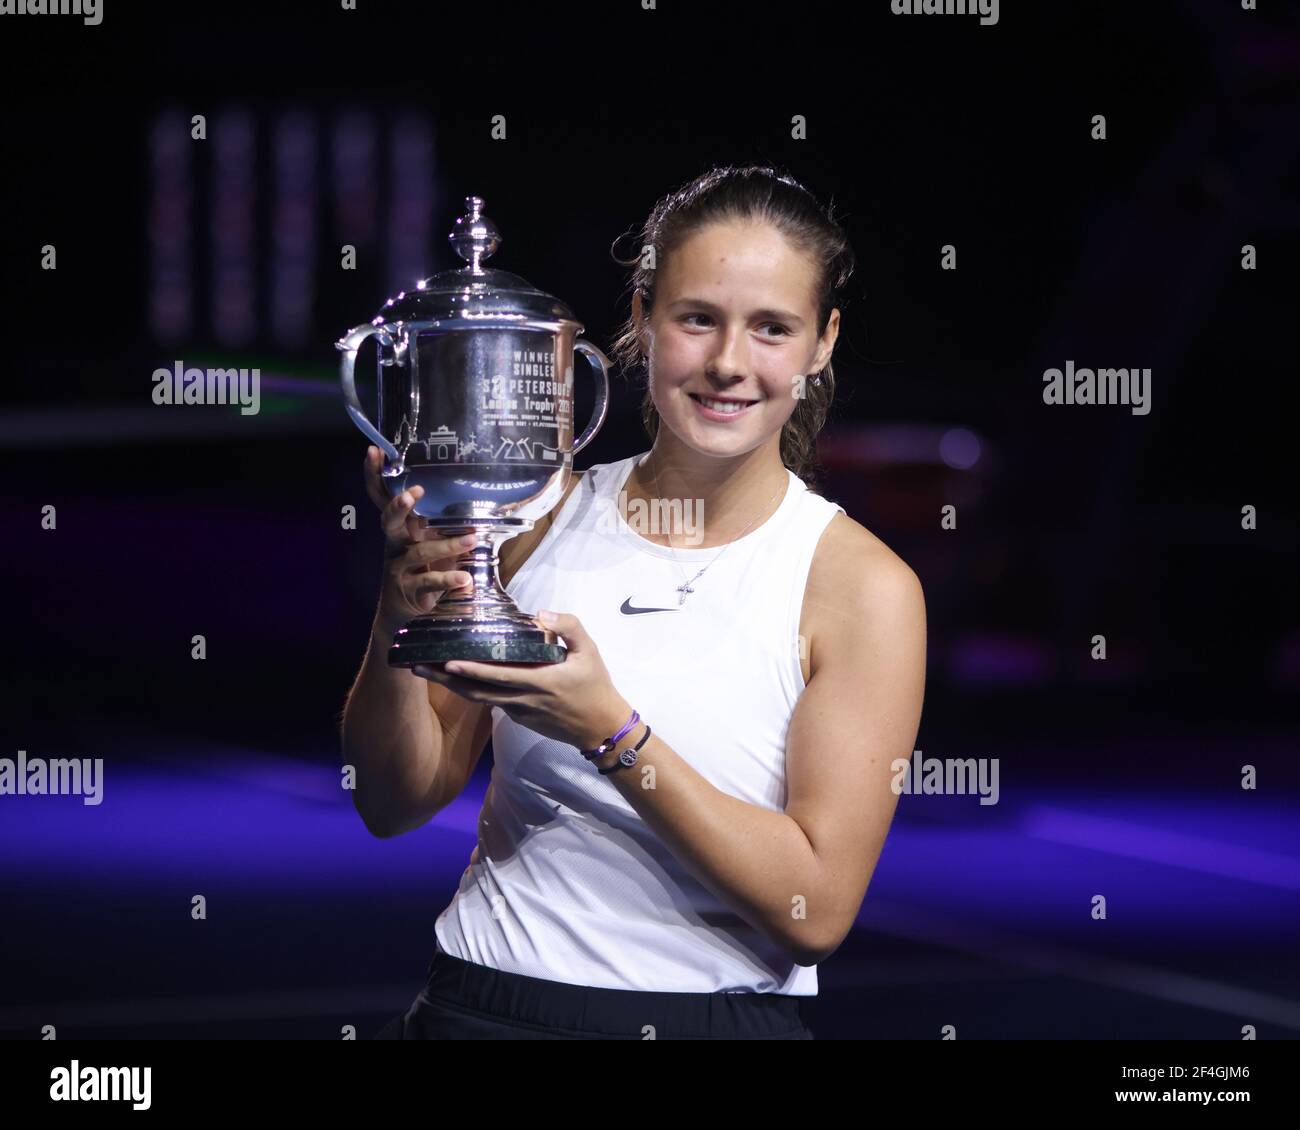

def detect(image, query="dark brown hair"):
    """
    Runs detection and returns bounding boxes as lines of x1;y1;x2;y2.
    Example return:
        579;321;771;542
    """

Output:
608;165;855;495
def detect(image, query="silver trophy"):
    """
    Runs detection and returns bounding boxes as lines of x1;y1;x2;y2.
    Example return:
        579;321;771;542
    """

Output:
337;195;610;666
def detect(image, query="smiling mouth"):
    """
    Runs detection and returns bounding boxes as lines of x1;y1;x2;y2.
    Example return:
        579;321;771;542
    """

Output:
688;393;761;415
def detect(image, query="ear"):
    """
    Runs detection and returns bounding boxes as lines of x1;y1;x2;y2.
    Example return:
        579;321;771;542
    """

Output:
631;289;651;356
812;307;841;371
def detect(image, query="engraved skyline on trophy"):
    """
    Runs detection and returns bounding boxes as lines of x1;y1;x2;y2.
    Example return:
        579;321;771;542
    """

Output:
391;415;562;466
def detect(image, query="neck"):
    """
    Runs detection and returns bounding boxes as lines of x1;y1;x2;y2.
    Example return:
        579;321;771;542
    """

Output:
624;435;790;549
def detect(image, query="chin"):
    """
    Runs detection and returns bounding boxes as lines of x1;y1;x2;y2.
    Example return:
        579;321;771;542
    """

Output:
676;419;778;457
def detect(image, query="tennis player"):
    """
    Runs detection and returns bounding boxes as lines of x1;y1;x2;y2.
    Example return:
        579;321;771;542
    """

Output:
347;165;926;1040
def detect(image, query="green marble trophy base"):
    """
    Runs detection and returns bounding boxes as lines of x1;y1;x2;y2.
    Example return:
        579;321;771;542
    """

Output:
388;620;567;667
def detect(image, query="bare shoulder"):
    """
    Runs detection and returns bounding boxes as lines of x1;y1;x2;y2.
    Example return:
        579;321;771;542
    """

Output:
800;511;925;682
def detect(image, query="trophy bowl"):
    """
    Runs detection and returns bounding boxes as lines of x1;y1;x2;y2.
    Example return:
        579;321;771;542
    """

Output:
337;195;610;666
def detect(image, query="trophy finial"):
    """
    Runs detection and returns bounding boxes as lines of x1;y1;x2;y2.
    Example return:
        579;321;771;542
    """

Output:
449;195;501;275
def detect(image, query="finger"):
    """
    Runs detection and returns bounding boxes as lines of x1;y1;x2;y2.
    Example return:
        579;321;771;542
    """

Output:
362;446;389;511
392;549;477;587
381;486;424;546
365;447;402;515
400;531;479;565
536;610;586;651
404;510;432;543
410;665;486;700
406;569;473;597
409;519;479;544
437;660;533;689
410;665;530;702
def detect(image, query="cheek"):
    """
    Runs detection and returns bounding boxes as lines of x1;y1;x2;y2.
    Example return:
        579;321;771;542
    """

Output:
766;390;802;428
757;364;804;412
652;331;700;378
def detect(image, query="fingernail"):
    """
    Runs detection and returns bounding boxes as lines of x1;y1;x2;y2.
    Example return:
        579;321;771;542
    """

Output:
459;533;478;545
538;609;557;624
400;491;412;506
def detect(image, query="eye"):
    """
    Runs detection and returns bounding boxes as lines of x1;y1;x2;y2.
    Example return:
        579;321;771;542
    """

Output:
680;314;790;337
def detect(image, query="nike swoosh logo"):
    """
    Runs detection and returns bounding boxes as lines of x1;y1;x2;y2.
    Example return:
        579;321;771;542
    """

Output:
620;597;676;615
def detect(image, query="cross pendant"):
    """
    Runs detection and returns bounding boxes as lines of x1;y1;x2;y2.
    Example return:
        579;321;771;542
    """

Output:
676;583;694;606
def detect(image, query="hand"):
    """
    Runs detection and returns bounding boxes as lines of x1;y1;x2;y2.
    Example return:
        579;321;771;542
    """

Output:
411;611;631;750
363;445;477;634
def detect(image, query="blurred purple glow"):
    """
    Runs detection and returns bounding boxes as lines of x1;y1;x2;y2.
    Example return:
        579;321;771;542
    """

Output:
947;632;1057;684
0;762;480;890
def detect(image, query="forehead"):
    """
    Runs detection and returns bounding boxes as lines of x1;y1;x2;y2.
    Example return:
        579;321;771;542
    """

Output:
659;220;817;309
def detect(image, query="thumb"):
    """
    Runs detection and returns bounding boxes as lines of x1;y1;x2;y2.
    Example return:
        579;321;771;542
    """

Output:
535;609;587;650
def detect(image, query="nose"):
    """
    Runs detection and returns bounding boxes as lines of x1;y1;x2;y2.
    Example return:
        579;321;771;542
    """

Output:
705;322;750;385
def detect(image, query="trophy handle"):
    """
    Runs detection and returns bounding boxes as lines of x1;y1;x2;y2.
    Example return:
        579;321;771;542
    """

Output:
336;323;402;462
571;339;611;455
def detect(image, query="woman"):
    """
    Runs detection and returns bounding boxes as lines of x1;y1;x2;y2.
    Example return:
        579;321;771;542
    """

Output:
347;165;927;1039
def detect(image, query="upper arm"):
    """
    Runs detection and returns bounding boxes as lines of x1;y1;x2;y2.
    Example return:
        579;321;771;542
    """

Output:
422;471;586;812
784;527;927;958
424;681;496;813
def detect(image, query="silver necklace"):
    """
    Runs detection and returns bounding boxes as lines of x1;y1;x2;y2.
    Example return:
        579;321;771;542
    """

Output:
647;457;787;606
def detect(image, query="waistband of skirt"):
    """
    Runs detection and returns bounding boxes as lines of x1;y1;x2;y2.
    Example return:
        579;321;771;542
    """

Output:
421;943;811;1038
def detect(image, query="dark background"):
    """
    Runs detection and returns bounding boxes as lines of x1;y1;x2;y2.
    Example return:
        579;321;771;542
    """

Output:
0;0;1296;1041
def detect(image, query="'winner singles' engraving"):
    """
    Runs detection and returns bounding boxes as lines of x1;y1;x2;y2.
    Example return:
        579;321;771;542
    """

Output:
513;349;554;378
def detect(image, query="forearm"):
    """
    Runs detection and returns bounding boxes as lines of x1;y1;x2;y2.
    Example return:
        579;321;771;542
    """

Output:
585;706;831;965
339;614;442;837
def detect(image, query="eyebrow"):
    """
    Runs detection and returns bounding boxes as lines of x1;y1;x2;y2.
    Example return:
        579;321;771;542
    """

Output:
666;297;805;327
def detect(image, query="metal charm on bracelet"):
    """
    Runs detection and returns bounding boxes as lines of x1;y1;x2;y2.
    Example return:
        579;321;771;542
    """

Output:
598;723;652;776
580;710;640;761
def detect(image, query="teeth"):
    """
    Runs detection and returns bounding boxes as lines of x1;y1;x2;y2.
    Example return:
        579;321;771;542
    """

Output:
696;396;753;414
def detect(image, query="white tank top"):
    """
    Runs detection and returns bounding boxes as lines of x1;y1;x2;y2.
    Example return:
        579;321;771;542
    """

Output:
434;450;846;994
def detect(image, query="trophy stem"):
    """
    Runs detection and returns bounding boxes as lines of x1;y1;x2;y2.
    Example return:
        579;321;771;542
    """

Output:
443;525;519;613
387;519;567;667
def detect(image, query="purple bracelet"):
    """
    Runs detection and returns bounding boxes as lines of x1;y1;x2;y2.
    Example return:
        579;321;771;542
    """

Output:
580;709;640;761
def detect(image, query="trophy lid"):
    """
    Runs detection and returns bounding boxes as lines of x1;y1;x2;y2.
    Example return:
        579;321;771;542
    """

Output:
372;196;579;327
